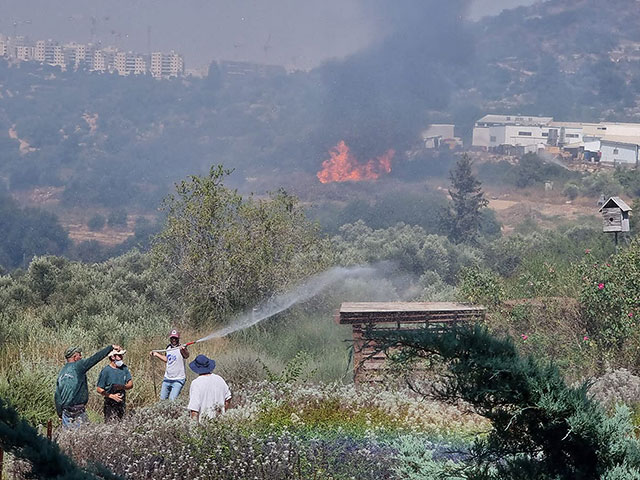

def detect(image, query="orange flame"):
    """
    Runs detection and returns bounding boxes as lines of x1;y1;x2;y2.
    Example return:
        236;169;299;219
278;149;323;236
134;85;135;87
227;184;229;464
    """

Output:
317;141;394;184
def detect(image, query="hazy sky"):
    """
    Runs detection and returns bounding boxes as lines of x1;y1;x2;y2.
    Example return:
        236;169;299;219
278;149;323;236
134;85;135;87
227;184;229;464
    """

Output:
0;0;538;71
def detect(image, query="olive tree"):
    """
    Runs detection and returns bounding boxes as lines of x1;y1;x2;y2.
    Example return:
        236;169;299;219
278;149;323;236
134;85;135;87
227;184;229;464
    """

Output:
152;165;333;324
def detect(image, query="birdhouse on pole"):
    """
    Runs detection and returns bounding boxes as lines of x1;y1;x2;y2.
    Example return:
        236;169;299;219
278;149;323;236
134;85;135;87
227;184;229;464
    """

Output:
599;196;631;233
599;196;631;247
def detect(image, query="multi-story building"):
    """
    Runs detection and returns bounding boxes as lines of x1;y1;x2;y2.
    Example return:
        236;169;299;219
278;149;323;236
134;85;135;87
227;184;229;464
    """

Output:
64;43;88;70
15;44;33;61
129;54;146;75
114;51;147;76
114;51;127;75
150;51;184;78
91;49;108;72
0;32;184;78
52;45;65;69
34;40;45;62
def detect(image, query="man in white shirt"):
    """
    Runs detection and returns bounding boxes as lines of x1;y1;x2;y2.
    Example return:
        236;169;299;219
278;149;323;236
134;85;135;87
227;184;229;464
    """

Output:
187;354;232;422
150;329;190;400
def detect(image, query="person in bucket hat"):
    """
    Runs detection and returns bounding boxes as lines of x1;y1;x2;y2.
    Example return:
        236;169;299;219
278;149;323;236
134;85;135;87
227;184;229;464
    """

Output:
150;329;190;400
187;354;231;422
55;343;123;428
96;348;133;422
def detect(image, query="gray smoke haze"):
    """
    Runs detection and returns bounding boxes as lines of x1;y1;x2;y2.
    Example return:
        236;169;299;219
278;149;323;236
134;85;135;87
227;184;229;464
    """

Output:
315;0;474;160
1;0;536;70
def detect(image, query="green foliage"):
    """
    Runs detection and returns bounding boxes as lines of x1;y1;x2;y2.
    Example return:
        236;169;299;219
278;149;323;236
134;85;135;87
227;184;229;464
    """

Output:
581;171;624;198
0;397;120;479
372;325;640;479
260;351;314;389
0;195;70;270
457;267;504;307
0;360;58;425
514;153;572;188
563;181;580;200
477;156;578;190
0;251;180;348
579;239;640;351
614;168;640;197
392;435;464;480
333;221;484;284
107;209;128;227
442;154;489;244
152;166;333;323
307;188;449;235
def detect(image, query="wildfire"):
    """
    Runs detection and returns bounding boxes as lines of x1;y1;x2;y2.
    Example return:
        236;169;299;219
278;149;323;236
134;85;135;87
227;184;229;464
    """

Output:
316;141;394;184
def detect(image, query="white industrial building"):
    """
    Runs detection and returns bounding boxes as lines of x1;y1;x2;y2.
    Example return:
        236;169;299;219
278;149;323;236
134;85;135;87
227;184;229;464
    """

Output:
422;124;460;149
599;137;640;166
473;114;640;165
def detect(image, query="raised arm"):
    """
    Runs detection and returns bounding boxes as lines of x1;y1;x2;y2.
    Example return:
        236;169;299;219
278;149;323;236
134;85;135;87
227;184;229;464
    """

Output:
150;351;168;363
80;345;117;372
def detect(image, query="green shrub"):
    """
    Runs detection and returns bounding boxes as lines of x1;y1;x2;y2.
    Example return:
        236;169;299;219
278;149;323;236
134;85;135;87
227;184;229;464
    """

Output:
579;239;640;351
107;209;128;227
0;360;58;426
457;266;504;307
563;181;580;200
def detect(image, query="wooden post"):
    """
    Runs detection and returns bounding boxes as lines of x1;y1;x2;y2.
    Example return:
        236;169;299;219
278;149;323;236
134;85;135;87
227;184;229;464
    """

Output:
0;446;4;480
47;419;52;441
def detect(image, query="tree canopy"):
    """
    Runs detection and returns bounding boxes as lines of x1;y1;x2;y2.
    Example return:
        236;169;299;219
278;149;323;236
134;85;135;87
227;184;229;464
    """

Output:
152;165;333;323
442;154;488;244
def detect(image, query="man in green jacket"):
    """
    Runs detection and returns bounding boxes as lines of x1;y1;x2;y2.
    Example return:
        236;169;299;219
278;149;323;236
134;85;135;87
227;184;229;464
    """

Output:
55;343;122;428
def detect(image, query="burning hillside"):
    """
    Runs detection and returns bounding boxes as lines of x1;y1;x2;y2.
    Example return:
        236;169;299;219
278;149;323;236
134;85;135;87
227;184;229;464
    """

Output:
317;141;394;183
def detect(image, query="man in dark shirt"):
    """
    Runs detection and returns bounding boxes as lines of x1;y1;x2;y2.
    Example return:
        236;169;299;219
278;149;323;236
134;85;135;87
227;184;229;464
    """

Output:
55;343;122;428
96;348;133;422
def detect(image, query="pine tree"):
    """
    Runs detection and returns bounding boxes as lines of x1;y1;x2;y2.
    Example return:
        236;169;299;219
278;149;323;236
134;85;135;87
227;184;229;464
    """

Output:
443;154;488;243
369;325;640;479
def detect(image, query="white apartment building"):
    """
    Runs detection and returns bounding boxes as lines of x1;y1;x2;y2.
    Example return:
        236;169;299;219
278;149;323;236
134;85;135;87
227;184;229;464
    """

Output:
34;40;45;62
64;43;87;70
114;51;127;75
92;49;108;71
52;45;65;69
15;44;33;61
1;32;185;79
114;51;147;76
150;51;184;78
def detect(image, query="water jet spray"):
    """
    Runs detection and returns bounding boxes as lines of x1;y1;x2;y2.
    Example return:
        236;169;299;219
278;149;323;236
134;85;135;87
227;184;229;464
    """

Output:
151;265;376;352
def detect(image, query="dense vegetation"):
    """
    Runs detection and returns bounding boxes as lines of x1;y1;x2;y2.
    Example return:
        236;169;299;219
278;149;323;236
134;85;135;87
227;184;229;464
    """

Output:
5;0;640;475
2;0;640;215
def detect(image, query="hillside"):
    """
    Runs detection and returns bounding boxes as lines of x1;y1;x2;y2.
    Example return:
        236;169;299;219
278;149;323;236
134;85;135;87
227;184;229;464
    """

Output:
455;0;640;122
0;0;638;225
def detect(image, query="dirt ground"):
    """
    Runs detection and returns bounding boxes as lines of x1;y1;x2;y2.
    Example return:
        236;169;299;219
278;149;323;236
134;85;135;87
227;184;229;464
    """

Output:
485;187;600;233
11;186;143;247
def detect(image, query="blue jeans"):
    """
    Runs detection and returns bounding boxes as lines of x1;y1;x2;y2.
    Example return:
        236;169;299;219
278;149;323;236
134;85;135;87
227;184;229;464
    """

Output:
160;378;185;400
61;409;88;428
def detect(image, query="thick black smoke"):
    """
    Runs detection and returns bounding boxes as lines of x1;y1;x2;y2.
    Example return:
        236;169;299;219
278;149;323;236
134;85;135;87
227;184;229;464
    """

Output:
315;0;473;161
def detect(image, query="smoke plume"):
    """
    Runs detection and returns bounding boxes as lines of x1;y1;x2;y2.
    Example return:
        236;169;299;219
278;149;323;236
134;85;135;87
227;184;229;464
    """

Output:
315;0;474;161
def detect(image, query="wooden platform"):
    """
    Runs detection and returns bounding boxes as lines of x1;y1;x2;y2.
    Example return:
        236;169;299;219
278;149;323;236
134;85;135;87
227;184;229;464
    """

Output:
337;302;485;383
